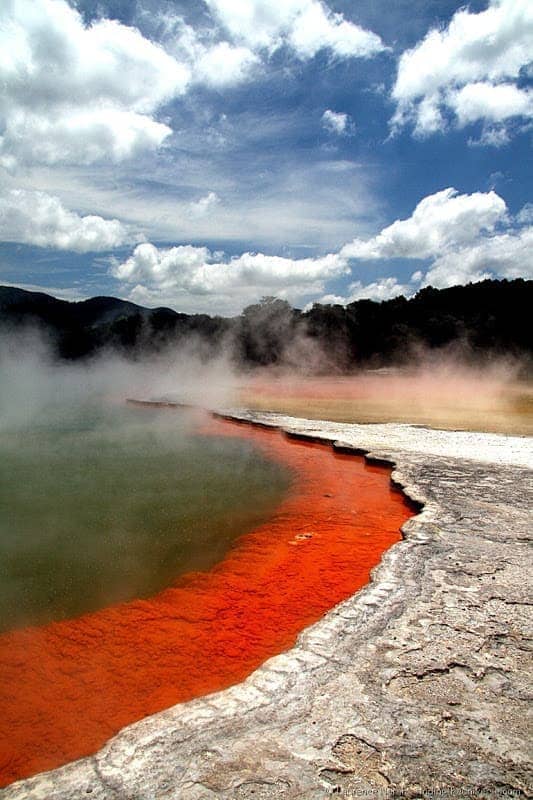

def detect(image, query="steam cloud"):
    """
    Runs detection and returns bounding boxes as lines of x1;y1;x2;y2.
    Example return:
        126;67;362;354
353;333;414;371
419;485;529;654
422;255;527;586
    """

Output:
0;327;239;432
0;320;530;437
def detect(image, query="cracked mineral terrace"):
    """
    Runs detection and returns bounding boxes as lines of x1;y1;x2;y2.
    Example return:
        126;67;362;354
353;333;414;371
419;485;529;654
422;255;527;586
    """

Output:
2;411;532;800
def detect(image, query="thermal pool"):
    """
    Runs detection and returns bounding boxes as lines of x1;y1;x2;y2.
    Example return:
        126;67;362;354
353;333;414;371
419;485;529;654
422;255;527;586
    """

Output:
0;409;414;786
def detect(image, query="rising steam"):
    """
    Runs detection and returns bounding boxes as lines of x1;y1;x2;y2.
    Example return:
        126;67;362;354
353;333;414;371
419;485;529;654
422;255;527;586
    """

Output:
0;327;240;432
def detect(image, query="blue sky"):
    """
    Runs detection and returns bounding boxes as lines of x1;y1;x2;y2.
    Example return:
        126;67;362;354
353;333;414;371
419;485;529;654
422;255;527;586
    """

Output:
0;0;531;314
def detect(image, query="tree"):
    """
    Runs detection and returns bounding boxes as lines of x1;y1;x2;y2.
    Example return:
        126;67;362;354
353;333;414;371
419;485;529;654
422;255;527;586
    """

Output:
237;297;298;366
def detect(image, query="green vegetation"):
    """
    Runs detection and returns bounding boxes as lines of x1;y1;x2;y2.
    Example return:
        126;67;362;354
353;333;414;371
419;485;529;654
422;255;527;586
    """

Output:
1;279;532;370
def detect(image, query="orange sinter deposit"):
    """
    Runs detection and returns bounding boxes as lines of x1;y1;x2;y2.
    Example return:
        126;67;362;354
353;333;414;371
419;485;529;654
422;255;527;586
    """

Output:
0;415;415;787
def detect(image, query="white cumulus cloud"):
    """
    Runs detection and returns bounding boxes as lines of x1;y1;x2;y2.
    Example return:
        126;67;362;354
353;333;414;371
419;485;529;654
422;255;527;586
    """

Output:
450;82;533;126
317;276;412;306
338;186;531;291
204;0;385;60
0;0;189;167
161;16;259;88
113;241;348;313
392;0;533;140
322;109;352;134
340;188;507;260
424;226;533;288
1;109;172;169
0;0;261;168
0;189;138;252
193;41;259;88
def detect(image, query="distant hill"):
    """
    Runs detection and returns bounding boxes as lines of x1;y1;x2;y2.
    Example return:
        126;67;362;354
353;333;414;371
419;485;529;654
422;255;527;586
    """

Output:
1;279;532;369
0;286;230;359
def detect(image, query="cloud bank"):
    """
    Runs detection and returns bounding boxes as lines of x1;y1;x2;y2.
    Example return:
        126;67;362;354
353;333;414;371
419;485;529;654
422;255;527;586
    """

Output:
335;188;532;299
113;242;348;314
109;188;532;312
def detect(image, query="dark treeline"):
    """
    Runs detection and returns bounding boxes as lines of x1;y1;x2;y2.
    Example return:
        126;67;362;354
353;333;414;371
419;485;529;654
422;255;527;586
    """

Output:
1;279;532;371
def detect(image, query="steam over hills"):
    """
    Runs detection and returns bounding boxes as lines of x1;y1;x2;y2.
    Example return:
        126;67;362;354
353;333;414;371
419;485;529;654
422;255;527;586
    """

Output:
1;280;531;371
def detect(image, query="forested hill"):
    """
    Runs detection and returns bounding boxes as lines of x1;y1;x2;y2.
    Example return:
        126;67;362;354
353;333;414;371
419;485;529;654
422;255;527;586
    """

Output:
1;279;531;369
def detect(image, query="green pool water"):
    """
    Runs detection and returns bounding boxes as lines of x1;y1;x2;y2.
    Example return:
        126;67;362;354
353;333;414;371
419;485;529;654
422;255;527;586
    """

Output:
0;402;292;632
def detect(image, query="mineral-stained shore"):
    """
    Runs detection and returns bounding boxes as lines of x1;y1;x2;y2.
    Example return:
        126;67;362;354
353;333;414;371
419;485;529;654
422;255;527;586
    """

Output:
0;414;411;786
3;412;532;800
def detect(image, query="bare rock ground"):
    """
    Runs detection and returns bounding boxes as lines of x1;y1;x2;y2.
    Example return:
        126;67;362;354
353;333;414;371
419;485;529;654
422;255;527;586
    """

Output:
3;413;532;800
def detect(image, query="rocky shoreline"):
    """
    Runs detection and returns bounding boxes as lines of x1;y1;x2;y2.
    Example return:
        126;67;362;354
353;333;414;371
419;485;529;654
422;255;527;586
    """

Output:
3;412;532;799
